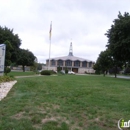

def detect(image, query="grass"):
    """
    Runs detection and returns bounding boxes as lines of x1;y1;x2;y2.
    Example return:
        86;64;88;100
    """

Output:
0;75;130;130
8;71;37;76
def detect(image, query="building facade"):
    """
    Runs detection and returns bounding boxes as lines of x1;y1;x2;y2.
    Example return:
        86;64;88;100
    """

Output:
46;43;95;73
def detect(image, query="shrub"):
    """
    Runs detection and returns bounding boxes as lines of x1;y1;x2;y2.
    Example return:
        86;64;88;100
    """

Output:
50;70;57;74
57;66;62;72
65;68;68;74
84;71;87;74
4;67;11;75
0;75;15;83
40;70;51;75
124;67;130;75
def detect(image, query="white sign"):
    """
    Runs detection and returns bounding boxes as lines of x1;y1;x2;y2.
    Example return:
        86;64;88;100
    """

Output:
0;44;6;76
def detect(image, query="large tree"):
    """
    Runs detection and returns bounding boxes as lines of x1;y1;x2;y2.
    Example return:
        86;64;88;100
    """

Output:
0;26;21;66
17;49;36;72
93;49;113;76
3;40;13;66
105;12;130;65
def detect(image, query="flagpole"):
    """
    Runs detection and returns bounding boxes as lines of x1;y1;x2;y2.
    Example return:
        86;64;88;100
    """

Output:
48;21;52;70
48;36;51;70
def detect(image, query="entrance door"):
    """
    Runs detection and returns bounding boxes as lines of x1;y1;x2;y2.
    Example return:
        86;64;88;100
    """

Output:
72;68;78;73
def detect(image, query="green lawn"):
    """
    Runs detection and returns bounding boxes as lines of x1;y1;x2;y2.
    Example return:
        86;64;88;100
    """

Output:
8;71;37;76
0;75;130;130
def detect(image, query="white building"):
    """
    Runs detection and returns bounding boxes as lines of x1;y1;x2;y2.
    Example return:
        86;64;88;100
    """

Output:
46;42;95;74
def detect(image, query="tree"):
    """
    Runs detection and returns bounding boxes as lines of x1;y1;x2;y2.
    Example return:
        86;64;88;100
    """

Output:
4;40;13;66
93;50;113;76
37;63;42;70
0;26;21;65
105;12;130;65
93;59;101;75
4;67;11;75
110;59;123;78
17;49;36;72
30;58;41;73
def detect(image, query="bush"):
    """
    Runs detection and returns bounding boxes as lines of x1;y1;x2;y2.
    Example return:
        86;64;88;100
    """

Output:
40;70;51;75
65;68;68;74
84;71;87;74
57;66;62;72
0;75;15;83
50;70;57;74
4;67;11;75
124;67;130;75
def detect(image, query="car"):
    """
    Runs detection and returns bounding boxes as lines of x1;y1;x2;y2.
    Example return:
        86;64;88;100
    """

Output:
68;71;75;74
60;70;65;74
38;70;42;72
52;70;57;74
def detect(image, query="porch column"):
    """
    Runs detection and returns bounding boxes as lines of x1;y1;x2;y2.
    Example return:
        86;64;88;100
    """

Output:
63;61;65;67
72;61;74;67
80;61;82;67
87;62;89;68
55;60;57;66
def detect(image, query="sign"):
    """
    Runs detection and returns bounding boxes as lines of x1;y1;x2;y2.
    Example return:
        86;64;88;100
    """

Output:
0;44;6;76
118;118;130;130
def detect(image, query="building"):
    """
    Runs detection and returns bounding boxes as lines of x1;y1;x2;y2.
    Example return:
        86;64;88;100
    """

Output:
46;42;95;73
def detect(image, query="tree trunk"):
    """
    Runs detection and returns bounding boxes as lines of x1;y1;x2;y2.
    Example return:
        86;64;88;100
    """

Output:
114;66;117;78
5;66;7;75
22;65;25;72
103;71;106;77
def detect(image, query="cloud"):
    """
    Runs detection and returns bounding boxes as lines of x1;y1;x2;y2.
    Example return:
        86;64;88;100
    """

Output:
0;0;130;63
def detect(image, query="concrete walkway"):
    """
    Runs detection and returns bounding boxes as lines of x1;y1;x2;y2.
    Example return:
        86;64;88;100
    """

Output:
110;75;130;79
0;81;17;101
15;74;42;78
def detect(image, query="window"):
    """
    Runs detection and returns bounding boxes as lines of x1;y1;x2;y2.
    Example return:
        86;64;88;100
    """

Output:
51;60;55;66
89;62;92;67
58;60;63;66
65;60;72;66
74;61;80;67
82;61;87;67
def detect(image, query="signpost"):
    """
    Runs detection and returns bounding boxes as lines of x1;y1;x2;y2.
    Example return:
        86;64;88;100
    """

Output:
0;44;6;76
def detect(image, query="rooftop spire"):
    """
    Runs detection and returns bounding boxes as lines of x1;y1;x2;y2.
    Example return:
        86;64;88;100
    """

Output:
68;42;73;56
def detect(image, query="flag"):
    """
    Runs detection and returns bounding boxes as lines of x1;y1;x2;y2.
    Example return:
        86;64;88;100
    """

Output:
49;21;52;40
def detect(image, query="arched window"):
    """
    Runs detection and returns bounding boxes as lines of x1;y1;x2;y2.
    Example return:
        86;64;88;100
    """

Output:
74;60;80;67
51;60;55;66
65;60;72;66
82;61;87;67
58;60;63;66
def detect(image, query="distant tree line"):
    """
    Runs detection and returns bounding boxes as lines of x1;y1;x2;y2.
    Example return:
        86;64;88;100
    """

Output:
93;12;130;78
0;26;37;72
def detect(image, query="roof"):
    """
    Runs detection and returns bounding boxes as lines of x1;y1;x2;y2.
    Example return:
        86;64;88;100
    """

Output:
46;42;95;62
47;55;94;62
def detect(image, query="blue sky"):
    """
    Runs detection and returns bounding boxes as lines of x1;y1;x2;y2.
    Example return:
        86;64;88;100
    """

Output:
0;0;130;63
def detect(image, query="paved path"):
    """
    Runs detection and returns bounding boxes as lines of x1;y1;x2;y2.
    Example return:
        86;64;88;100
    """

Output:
15;74;59;78
110;75;130;79
15;75;42;78
0;81;17;101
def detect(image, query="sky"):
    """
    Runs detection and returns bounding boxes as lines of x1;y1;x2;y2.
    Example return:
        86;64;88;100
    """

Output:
0;0;130;63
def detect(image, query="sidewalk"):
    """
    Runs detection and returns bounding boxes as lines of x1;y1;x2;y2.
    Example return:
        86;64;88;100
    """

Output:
110;75;130;79
15;74;42;78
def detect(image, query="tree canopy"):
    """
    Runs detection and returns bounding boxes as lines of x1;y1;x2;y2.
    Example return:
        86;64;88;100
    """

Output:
0;26;36;72
93;50;113;76
94;12;130;77
105;12;130;64
17;49;36;72
0;26;21;66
